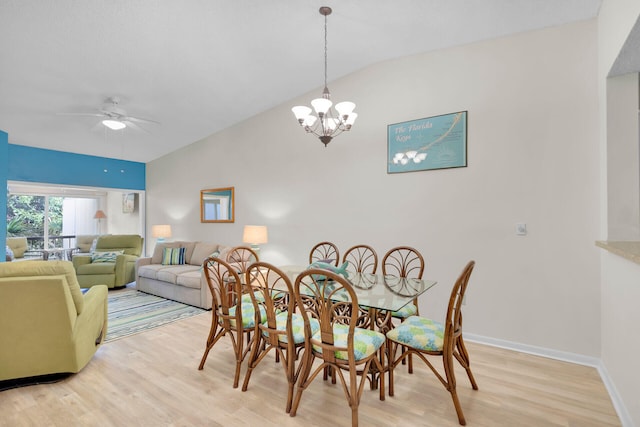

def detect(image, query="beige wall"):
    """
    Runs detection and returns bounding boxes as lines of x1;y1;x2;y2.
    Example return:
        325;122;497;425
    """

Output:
598;1;640;425
148;19;601;358
105;190;144;236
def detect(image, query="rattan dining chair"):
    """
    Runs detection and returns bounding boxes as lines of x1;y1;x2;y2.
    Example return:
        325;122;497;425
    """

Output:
309;241;340;266
382;246;425;319
226;246;259;273
290;269;386;427
386;260;477;426
382;246;425;372
198;257;264;388
241;262;319;413
342;244;378;274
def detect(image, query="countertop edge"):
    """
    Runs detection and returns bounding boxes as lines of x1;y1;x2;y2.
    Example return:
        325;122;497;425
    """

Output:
595;240;640;265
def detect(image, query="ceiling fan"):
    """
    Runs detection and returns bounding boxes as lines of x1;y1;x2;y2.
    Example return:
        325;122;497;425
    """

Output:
59;97;159;131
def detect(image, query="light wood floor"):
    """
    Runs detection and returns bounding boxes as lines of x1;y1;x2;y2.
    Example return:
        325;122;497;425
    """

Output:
0;312;620;427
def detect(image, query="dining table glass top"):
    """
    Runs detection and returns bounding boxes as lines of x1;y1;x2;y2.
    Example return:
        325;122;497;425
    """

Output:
343;272;437;312
283;268;436;313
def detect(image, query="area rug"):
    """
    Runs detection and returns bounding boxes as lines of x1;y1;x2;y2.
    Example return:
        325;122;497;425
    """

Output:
106;290;206;342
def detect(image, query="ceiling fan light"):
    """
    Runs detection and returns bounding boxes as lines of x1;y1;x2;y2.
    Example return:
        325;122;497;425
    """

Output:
102;119;126;130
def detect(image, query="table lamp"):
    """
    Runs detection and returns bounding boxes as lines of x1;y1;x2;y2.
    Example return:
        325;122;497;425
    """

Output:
152;224;172;243
243;225;268;253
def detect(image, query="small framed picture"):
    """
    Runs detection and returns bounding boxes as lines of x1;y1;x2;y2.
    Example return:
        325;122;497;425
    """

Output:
122;193;136;213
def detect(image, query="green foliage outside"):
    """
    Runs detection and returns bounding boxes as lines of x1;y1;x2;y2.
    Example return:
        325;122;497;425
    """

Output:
6;195;63;240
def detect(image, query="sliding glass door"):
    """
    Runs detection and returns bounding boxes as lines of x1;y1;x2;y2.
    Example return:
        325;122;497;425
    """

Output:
7;193;98;250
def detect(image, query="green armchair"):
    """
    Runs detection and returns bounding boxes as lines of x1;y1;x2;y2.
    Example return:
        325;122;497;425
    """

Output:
73;234;144;288
6;237;28;259
0;261;108;381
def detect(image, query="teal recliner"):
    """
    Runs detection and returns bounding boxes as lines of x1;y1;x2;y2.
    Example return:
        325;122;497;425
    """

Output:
73;234;144;288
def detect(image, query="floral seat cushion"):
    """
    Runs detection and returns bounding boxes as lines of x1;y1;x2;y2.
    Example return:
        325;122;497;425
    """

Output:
224;303;266;329
391;303;418;318
262;312;320;344
311;323;385;361
386;315;444;352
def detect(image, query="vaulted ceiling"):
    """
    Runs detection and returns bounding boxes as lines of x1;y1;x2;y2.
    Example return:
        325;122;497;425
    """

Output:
0;1;602;163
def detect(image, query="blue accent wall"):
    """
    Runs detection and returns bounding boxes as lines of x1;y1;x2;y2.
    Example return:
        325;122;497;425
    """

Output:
0;131;7;261
7;144;145;190
1;137;146;260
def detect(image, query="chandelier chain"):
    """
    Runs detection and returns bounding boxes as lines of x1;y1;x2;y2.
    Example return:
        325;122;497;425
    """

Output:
323;12;328;90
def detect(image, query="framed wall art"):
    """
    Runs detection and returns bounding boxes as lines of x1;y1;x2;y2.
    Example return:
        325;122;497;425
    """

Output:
122;193;136;213
387;111;467;174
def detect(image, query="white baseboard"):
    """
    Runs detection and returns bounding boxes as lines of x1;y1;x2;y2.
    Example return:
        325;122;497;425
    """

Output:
465;333;634;427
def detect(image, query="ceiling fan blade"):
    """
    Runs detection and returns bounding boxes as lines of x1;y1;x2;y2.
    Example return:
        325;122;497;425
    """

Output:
125;116;160;125
57;112;106;118
124;120;151;134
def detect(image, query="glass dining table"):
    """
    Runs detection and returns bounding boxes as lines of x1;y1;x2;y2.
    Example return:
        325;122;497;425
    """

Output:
278;265;437;332
345;272;437;332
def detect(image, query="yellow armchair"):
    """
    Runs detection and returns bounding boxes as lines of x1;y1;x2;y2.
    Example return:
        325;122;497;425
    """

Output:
0;261;108;381
73;234;143;288
6;237;28;259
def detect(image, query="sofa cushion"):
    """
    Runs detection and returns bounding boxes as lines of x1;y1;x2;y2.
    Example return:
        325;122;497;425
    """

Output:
156;265;201;285
190;242;220;266
95;234;143;256
176;270;204;289
175;241;197;265
76;262;116;275
151;242;180;264
91;250;123;263
137;264;167;280
161;247;186;265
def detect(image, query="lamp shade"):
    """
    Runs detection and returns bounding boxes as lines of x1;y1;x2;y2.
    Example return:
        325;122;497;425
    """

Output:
94;210;107;219
242;225;268;245
152;224;172;239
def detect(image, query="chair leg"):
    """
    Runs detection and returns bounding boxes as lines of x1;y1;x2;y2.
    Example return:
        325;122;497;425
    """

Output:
387;341;396;397
198;315;221;370
456;336;478;390
444;349;466;426
450;387;467;426
241;332;263;391
289;350;314;417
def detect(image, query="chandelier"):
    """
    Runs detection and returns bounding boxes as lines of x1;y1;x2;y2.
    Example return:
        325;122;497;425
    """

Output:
292;6;357;147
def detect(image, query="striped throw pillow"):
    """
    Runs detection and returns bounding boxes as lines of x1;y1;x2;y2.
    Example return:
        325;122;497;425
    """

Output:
91;250;124;263
162;247;186;265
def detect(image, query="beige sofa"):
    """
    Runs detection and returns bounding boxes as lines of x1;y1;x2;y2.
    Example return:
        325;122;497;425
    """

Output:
136;241;231;309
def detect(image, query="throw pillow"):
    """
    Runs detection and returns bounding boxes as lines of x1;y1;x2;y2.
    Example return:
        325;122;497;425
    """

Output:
162;247;187;265
91;250;124;263
89;238;98;253
152;242;180;264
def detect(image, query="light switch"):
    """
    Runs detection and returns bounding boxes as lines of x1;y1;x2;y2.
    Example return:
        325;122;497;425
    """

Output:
516;223;527;236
